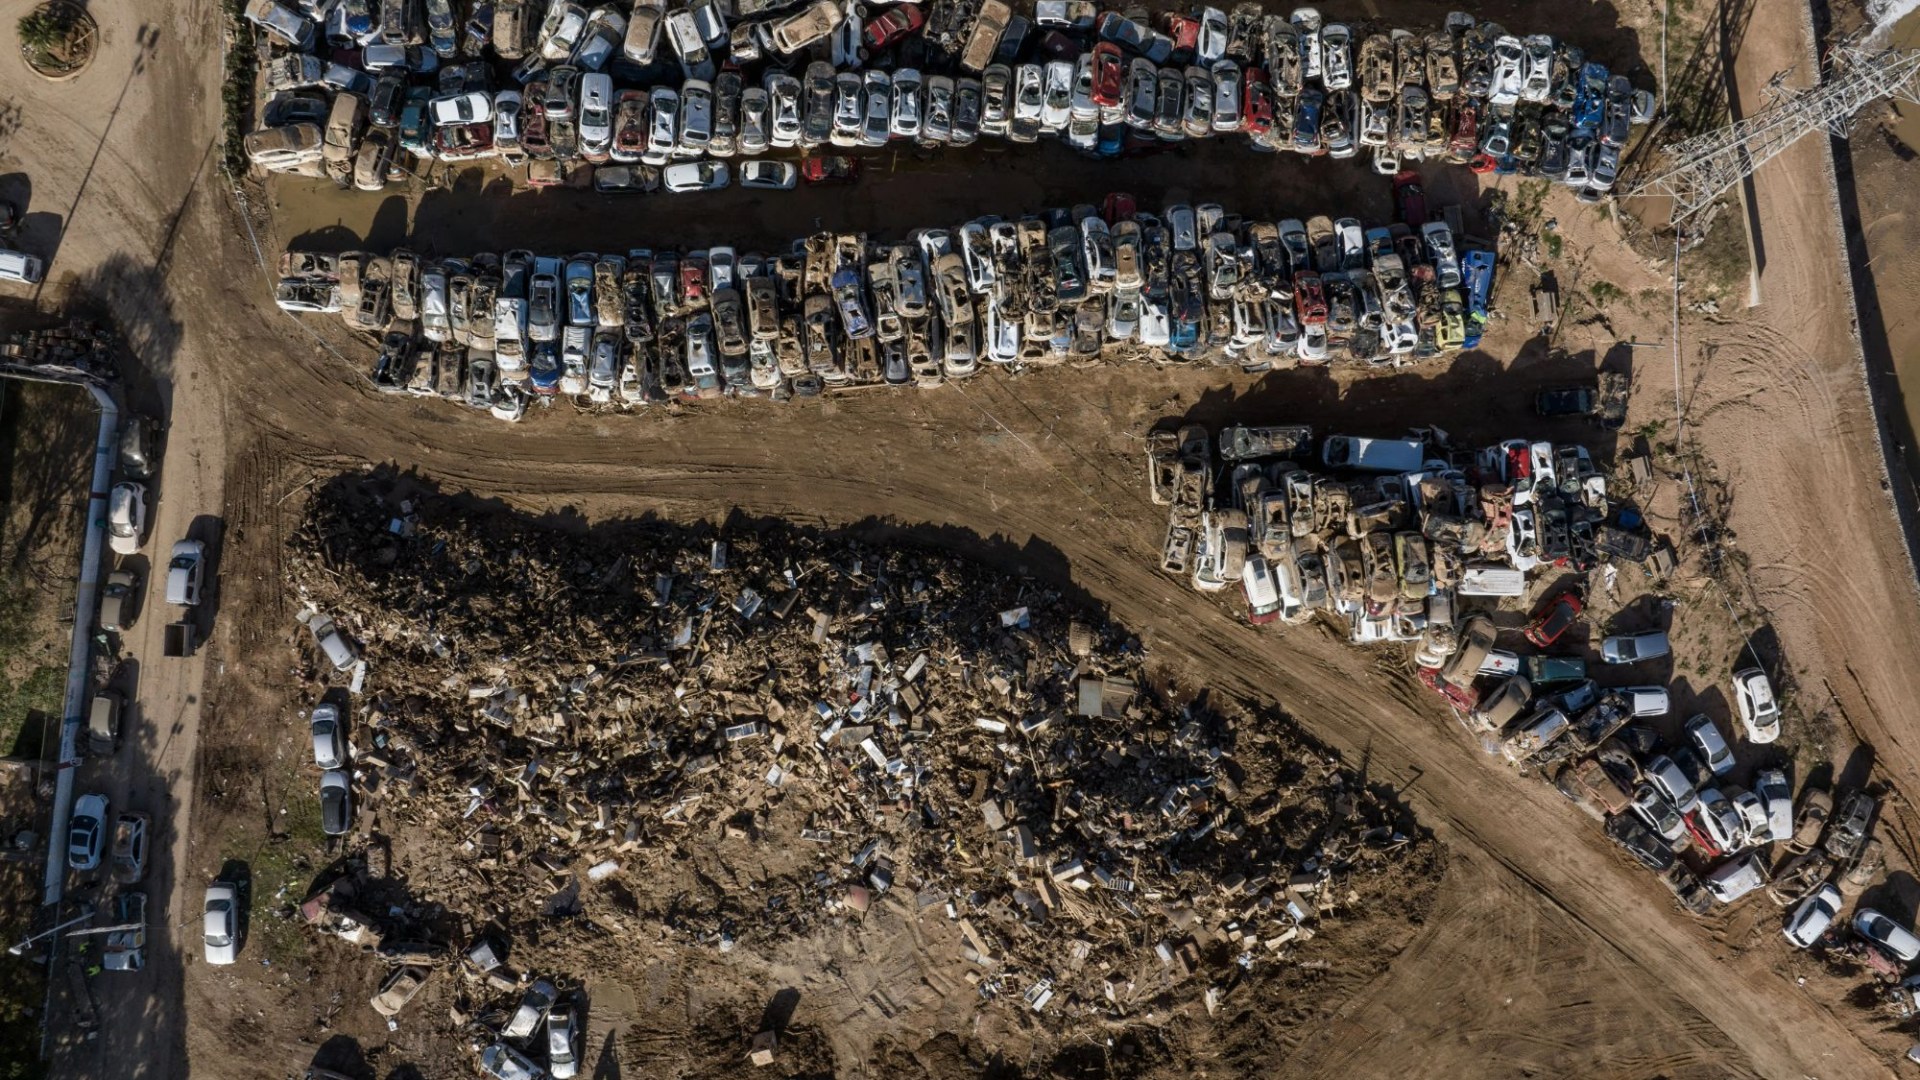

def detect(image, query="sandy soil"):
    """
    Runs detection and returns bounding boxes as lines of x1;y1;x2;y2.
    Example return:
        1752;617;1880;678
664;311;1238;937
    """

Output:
3;0;1920;1075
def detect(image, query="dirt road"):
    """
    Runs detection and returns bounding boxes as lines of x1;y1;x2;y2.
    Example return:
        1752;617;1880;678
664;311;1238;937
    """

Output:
0;0;231;1073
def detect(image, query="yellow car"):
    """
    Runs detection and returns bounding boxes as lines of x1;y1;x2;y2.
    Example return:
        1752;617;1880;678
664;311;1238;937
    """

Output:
1437;288;1467;350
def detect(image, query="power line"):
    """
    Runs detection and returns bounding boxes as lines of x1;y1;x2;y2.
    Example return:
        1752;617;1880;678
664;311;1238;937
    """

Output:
1625;45;1920;224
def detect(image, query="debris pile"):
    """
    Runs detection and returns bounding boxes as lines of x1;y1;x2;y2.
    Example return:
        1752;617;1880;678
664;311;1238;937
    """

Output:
285;474;1435;1033
0;319;121;381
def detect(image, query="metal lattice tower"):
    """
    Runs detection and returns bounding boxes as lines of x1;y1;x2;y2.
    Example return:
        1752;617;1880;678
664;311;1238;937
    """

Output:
1627;46;1920;224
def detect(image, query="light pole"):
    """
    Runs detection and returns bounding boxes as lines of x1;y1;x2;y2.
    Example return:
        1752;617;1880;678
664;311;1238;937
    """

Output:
7;905;94;956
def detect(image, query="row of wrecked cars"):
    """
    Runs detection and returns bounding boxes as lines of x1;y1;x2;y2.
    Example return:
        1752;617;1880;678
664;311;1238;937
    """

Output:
1146;419;1633;638
246;0;1650;200
274;194;1498;413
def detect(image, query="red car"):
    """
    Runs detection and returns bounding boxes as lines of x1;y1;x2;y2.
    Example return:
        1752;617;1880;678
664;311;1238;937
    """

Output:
1467;152;1498;174
1293;272;1327;325
1091;42;1124;108
1242;67;1274;136
1680;812;1725;859
1394;170;1428;226
1445;101;1479;163
863;2;924;50
1157;11;1199;55
1418;667;1480;713
801;155;860;184
1101;192;1136;224
1523;591;1585;647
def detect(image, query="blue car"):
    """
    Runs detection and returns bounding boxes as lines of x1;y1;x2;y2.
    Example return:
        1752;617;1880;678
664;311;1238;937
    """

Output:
527;342;560;394
1573;63;1608;133
1461;250;1496;348
1292;88;1323;153
1097;123;1125;157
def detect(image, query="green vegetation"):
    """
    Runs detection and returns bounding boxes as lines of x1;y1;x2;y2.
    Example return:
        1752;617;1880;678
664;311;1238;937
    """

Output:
247;778;326;966
1543;232;1564;259
221;0;258;175
15;4;92;77
1589;280;1626;308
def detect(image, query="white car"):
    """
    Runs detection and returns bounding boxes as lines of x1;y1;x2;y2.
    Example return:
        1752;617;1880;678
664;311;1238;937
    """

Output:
1734;667;1780;743
108;482;147;556
1756;768;1793;842
1684;714;1734;776
493;90;524;151
1196;6;1227;62
1489;35;1525;107
646;87;679;164
1320;23;1352;90
662;160;729;192
1694;788;1746;854
739;160;796;189
203;881;239;965
891;68;923;140
165;539;207;605
1419;221;1460;288
547;998;582;1079
428;90;493;125
1856;908;1920;962
1783;884;1842;948
310;703;346;769
68;792;108;871
1728;787;1769;845
576;72;614;151
1041;60;1074;131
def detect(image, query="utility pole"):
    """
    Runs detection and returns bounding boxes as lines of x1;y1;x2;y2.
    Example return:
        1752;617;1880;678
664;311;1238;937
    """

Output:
1624;44;1920;225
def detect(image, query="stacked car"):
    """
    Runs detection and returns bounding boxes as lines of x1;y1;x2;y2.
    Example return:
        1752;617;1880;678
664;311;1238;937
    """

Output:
245;1;1651;200
1134;419;1894;928
1146;423;1637;645
274;193;1503;409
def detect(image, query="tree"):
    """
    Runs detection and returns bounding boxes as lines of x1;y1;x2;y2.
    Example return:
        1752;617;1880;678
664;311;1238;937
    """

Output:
15;11;69;54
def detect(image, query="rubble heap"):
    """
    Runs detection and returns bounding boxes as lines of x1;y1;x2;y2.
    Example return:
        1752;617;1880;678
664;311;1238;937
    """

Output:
287;474;1435;1030
0;319;121;382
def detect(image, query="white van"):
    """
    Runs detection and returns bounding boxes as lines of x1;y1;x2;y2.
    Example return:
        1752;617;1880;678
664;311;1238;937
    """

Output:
1321;435;1427;473
0;249;45;284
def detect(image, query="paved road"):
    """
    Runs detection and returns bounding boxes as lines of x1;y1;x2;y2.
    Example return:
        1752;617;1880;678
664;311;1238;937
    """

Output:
0;0;229;1074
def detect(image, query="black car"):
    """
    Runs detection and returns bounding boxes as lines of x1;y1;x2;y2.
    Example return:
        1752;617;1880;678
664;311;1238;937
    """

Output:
1535;385;1595;417
369;75;407;128
1605;812;1676;873
370;330;416;393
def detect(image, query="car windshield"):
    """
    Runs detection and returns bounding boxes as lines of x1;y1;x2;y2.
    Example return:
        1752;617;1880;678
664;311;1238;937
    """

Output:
170;554;194;570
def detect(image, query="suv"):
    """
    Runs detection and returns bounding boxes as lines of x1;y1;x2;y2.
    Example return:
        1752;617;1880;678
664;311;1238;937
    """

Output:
1733;667;1780;743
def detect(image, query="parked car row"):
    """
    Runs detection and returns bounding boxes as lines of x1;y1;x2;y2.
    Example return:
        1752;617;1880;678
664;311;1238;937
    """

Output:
1146;423;1651;644
246;1;1650;199
273;192;1503;414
